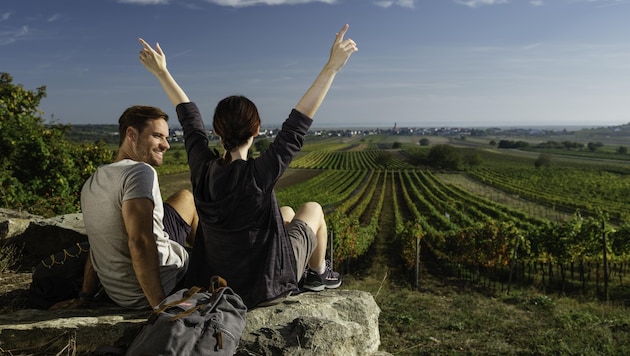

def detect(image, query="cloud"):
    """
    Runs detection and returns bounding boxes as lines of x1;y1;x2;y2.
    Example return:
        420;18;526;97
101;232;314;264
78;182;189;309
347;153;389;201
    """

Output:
0;25;29;45
530;0;543;5
567;0;626;7
374;0;415;8
118;0;170;4
47;14;61;22
200;0;337;6
455;0;508;7
0;12;10;21
119;0;340;5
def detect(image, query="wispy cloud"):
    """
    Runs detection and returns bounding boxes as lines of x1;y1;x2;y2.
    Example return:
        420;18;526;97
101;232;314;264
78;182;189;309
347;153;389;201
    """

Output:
521;43;541;51
455;0;508;7
590;0;627;8
47;14;61;22
201;0;337;6
0;26;29;45
118;0;170;4
374;0;415;8
0;12;10;21
568;0;627;7
530;0;543;5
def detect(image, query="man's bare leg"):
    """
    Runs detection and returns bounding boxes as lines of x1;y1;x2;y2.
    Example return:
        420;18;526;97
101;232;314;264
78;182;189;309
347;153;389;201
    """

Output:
165;189;198;245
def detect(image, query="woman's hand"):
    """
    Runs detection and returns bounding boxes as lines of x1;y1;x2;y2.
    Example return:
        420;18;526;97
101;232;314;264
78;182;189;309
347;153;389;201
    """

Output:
327;24;358;72
138;38;168;77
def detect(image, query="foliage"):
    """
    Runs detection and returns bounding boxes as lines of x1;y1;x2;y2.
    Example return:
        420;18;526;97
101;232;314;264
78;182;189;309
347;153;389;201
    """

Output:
254;137;270;153
396;219;424;269
463;151;483;167
0;73;114;217
498;140;529;149
610;222;630;257
326;210;362;263
534;152;552;168
374;151;395;168
442;220;525;268
587;141;603;152
0;242;21;273
427;144;461;170
468;149;630;223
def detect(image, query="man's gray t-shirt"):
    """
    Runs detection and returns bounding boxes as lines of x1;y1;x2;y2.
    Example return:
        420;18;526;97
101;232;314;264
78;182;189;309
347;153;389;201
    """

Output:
81;159;188;309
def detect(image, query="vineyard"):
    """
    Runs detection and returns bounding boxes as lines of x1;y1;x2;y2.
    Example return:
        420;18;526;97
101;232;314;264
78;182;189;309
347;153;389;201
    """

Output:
275;136;630;302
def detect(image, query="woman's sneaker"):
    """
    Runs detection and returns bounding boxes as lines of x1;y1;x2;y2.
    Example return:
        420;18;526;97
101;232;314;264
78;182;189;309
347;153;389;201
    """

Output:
302;260;342;292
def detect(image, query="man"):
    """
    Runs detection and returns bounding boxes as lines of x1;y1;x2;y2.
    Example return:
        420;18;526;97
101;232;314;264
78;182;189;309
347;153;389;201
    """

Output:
78;105;198;309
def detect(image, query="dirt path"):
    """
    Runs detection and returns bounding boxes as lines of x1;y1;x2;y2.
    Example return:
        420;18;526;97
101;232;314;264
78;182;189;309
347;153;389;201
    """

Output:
159;169;323;199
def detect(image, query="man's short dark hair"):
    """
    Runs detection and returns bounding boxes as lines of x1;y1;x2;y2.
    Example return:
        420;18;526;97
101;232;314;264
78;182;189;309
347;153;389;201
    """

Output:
118;105;169;146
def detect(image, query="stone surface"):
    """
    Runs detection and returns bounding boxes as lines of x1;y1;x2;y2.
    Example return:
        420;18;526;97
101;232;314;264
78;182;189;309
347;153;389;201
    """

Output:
0;290;387;355
239;290;382;356
0;210;390;355
1;209;87;269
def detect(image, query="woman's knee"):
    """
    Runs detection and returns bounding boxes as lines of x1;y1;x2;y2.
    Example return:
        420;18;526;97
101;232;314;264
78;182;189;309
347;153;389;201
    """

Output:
295;202;325;228
302;202;323;217
280;206;295;225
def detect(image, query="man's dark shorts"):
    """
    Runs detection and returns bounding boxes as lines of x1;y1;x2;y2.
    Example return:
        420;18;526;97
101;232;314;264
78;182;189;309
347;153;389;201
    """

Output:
163;203;192;247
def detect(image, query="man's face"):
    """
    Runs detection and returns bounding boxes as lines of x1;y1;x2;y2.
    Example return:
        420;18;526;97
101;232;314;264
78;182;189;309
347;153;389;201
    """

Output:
133;118;170;166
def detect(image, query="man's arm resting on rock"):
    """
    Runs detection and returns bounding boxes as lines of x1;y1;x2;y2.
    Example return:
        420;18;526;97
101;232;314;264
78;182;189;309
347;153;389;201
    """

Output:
123;198;166;308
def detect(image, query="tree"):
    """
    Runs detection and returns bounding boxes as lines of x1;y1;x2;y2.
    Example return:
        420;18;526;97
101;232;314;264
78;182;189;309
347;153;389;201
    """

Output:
463;151;483;167
0;73;113;217
617;146;627;155
427;144;461;170
587;142;603;152
534;153;552;168
254;137;270;153
418;138;430;146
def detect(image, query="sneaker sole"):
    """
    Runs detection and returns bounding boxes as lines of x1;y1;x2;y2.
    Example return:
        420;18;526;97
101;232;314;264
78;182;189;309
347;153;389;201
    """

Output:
302;284;325;292
325;281;342;289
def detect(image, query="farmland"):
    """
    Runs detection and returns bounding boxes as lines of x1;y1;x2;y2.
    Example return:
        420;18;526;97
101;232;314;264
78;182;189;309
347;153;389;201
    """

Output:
158;130;630;354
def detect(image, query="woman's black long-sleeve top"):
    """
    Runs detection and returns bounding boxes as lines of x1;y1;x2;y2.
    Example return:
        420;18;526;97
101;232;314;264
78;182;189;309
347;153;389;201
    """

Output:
176;102;312;308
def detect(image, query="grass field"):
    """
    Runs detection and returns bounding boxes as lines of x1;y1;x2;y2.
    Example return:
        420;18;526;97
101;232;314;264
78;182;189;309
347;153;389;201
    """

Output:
159;162;630;355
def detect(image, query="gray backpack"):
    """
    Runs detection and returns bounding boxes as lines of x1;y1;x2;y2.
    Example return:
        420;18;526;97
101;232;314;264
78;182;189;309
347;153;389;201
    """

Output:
125;276;247;356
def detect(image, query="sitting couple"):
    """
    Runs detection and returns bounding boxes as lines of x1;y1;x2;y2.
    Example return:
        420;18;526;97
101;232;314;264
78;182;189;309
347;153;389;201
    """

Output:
70;24;357;310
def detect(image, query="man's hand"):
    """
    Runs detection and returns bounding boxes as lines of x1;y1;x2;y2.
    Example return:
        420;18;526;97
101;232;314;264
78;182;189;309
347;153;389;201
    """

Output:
49;297;84;310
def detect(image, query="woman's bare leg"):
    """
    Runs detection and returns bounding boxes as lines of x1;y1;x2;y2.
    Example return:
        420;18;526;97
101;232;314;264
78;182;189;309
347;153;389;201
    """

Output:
293;202;327;271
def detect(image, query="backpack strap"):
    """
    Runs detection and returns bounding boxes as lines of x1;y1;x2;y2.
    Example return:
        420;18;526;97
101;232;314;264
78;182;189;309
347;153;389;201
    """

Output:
210;275;227;292
169;276;229;321
154;286;202;315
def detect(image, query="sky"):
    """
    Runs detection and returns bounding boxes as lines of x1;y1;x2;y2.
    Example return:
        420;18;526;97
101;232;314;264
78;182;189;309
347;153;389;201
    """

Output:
3;0;630;129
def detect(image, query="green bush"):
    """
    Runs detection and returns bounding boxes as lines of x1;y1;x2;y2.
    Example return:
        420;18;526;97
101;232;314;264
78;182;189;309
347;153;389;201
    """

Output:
0;73;114;217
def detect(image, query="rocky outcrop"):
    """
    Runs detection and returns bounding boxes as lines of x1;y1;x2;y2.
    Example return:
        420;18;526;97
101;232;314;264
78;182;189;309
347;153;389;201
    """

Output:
0;208;87;268
0;210;390;355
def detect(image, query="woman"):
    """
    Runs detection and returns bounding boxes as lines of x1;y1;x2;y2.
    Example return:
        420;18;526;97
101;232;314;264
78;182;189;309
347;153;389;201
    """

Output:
139;24;357;308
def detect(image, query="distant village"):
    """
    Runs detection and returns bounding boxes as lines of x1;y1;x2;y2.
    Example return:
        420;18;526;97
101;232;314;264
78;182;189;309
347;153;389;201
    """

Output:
168;122;582;142
68;121;628;144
